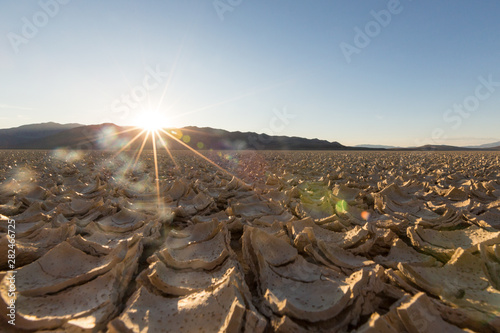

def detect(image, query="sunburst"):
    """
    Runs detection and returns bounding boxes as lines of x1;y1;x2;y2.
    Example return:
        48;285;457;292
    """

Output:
104;110;245;218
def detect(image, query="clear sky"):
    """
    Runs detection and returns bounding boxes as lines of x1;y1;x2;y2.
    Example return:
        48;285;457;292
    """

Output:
1;0;499;147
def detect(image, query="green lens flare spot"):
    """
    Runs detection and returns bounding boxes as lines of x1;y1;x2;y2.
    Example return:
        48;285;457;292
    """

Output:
336;200;348;213
197;142;204;149
182;135;191;143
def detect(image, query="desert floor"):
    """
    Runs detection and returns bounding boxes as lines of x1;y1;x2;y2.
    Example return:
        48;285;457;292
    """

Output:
0;150;499;332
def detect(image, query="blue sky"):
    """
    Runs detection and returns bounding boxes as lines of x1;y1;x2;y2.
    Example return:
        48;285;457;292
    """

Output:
1;0;499;147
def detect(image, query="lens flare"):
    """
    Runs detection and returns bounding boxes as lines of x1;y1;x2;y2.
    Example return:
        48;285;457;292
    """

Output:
335;200;348;214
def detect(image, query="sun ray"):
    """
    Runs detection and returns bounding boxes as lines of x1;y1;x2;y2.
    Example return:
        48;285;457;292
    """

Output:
113;129;147;158
63;125;141;151
151;130;162;210
112;132;151;181
156;130;180;170
132;130;150;169
159;128;245;184
112;126;146;136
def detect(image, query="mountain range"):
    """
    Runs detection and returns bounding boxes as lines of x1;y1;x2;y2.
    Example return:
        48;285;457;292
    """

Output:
0;122;499;151
0;123;349;151
354;144;398;149
465;141;500;149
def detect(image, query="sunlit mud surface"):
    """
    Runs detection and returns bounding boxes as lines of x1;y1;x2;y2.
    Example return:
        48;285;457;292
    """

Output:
0;150;499;332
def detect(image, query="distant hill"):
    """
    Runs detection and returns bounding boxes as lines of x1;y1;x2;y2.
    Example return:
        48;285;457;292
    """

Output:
0;123;348;150
180;126;347;150
391;144;500;151
0;122;82;148
465;141;500;149
355;144;396;149
392;145;478;151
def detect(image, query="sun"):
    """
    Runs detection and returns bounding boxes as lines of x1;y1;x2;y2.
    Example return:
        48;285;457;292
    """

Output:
135;111;169;131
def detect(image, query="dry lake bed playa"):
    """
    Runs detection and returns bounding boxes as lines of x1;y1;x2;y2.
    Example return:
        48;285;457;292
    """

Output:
0;150;499;332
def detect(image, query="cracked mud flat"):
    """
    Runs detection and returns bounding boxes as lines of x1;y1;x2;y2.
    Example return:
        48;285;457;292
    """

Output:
0;150;499;332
